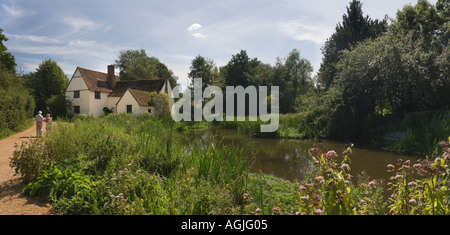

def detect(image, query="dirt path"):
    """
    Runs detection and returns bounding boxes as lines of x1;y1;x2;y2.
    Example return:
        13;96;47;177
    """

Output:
0;122;52;215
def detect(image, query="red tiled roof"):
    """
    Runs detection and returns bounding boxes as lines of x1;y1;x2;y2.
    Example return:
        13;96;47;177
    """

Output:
128;88;151;106
108;79;166;98
77;67;120;93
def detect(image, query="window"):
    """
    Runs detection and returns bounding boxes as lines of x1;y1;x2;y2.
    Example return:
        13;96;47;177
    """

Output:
127;105;132;114
95;91;101;99
74;106;80;114
74;91;80;98
148;108;152;113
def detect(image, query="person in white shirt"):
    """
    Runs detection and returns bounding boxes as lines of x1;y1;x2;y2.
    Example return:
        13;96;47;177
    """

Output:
34;111;44;137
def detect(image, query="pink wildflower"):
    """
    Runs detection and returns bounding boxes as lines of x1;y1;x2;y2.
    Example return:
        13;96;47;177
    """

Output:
325;150;338;160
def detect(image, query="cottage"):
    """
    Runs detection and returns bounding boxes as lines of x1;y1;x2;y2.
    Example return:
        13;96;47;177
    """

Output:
66;65;172;116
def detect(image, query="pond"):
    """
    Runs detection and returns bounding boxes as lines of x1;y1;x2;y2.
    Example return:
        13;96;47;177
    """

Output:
187;127;420;182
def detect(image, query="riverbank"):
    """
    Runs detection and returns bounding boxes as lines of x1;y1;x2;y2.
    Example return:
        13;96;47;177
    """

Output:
9;114;450;215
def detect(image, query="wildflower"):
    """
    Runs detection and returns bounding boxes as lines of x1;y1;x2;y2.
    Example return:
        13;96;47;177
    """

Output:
409;199;416;204
299;185;307;191
408;181;418;187
309;148;321;155
444;152;450;161
368;180;376;189
387;164;395;170
137;170;142;173
395;174;403;180
435;158;442;166
341;164;350;171
438;140;450;148
127;163;132;167
295;211;305;215
313;208;324;215
325;150;338;161
242;193;250;202
342;149;352;156
272;207;281;214
413;164;422;169
256;208;262;214
315;176;325;184
300;196;309;200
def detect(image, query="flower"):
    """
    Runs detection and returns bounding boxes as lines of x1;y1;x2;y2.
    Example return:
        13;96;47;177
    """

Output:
342;149;352;156
325;150;338;160
342;164;350;171
309;148;321;155
439;140;450;148
387;164;395;170
368;180;376;189
408;181;418;187
300;196;309;200
272;207;281;214
315;176;325;184
435;158;442;166
256;208;262;214
313;208;324;215
409;199;416;204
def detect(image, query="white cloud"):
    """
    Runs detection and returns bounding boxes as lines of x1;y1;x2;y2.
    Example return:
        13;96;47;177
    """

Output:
187;23;202;32
8;34;62;44
2;4;35;18
279;19;333;44
192;33;207;39
63;17;101;32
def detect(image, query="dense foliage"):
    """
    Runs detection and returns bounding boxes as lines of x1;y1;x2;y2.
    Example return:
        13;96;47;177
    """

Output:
0;28;35;139
10;115;450;215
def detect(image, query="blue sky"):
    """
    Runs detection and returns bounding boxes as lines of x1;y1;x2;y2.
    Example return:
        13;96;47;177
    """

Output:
0;0;436;88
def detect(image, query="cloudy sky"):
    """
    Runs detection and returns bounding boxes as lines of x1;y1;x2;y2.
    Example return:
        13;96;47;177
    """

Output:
0;0;435;88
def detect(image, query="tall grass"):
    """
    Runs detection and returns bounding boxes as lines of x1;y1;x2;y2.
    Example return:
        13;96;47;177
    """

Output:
11;114;255;214
390;111;450;155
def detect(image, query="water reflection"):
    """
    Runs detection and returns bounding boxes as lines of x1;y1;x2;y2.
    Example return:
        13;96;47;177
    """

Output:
187;127;419;182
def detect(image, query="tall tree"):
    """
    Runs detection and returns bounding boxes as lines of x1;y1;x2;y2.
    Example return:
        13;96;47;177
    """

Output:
224;50;260;88
0;28;16;73
0;28;35;133
188;55;219;90
25;59;69;114
318;0;387;89
115;49;178;88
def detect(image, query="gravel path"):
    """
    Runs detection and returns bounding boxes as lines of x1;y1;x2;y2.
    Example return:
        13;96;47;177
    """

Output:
0;122;52;215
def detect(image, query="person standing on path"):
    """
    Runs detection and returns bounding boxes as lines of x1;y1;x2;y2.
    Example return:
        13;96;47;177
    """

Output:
34;111;44;137
44;114;53;134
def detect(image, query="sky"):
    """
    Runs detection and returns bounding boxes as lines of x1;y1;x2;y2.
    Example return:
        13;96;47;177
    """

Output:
0;0;437;88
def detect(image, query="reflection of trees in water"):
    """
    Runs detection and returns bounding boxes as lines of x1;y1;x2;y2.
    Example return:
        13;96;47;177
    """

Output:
186;128;419;182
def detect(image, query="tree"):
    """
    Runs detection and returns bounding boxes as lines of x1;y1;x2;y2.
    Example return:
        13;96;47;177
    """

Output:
25;59;69;114
223;50;260;88
188;55;220;90
318;0;387;89
115;49;148;80
0;28;16;73
282;49;313;113
0;28;34;133
115;49;178;88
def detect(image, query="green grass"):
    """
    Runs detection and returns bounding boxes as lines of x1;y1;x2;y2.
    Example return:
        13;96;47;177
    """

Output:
10;113;450;215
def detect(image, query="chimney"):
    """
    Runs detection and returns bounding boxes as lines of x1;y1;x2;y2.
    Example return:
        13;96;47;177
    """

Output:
107;65;116;88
